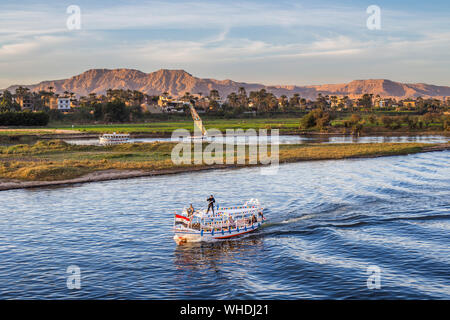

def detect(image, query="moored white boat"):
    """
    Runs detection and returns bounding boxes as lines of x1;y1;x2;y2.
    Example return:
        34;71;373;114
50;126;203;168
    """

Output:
99;132;130;145
181;135;212;142
173;199;266;244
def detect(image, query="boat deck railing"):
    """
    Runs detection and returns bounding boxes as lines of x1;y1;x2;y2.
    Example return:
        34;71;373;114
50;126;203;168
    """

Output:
174;204;264;233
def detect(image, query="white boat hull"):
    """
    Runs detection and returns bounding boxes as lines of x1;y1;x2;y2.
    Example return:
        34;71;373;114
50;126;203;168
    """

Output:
174;221;265;244
99;133;130;145
180;135;211;142
99;138;129;145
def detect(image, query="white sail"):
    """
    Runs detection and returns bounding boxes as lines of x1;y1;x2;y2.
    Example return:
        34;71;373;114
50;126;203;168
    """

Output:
189;105;207;136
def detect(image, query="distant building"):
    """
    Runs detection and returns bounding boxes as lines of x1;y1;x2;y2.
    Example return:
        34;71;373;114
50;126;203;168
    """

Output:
376;99;386;108
141;103;163;114
444;97;449;106
57;97;71;110
16;96;34;110
70;100;79;108
157;96;189;113
402;100;416;108
48;97;58;109
330;100;339;108
194;98;210;111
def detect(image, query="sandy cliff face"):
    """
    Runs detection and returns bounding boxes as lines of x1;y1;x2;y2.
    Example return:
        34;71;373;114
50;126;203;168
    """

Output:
5;69;450;100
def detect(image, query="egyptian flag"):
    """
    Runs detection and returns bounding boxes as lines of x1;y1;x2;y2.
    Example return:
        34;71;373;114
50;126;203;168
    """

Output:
175;214;190;227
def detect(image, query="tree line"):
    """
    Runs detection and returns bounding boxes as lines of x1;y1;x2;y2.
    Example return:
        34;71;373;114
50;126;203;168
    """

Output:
1;85;448;124
299;109;450;133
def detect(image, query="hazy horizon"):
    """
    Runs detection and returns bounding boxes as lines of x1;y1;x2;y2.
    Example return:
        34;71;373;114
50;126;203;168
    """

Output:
1;0;449;88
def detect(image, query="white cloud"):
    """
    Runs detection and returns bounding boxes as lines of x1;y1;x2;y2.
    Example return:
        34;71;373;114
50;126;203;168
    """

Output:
0;35;71;59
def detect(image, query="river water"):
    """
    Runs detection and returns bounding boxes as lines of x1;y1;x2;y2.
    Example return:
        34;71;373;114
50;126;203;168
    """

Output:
63;134;449;145
0;150;449;299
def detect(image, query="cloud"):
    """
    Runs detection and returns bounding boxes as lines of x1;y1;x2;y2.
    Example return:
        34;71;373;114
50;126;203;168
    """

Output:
129;35;366;64
0;35;71;59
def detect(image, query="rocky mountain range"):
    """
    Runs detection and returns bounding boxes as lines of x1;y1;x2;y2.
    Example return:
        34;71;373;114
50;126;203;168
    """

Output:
4;68;450;100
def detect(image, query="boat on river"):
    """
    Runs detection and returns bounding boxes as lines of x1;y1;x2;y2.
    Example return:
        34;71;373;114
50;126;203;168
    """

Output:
173;199;266;244
99;132;130;145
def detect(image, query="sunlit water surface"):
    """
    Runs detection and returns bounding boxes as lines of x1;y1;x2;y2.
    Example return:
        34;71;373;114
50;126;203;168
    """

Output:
0;150;449;299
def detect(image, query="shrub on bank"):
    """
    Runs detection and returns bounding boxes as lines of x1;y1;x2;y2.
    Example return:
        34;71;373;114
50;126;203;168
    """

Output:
0;111;49;126
299;109;331;130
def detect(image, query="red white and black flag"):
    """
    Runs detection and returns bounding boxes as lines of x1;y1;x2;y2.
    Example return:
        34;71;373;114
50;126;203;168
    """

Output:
175;214;190;227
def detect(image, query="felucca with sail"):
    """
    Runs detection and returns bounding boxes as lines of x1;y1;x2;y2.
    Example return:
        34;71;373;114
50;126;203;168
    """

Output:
189;105;209;141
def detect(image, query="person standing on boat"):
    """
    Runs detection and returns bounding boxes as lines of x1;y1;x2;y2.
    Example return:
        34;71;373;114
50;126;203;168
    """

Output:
206;195;215;214
187;204;194;217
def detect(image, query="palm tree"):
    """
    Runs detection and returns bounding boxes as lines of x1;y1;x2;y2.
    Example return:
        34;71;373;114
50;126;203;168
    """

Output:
182;92;193;103
227;92;239;108
300;97;306;106
289;93;300;108
238;87;247;97
47;86;54;96
236;87;248;108
209;89;220;101
106;89;113;101
330;95;338;109
278;95;288;109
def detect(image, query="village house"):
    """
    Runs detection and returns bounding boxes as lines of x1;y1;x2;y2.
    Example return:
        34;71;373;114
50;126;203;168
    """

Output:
374;98;387;108
402;100;416;108
157;96;190;113
140;102;163;114
47;96;72;111
48;97;58;109
16;96;34;110
70;99;80;108
57;97;71;111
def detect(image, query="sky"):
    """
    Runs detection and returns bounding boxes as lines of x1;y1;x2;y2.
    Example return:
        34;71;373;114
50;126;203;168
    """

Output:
0;0;449;89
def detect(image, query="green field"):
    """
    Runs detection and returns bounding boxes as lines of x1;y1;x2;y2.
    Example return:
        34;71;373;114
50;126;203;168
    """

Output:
1;113;448;138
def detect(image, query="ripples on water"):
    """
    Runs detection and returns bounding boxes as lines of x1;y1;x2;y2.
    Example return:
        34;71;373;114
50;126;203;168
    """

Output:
0;151;449;299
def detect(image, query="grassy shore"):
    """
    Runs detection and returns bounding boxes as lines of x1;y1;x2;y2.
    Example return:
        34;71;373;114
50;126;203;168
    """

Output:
0;140;445;184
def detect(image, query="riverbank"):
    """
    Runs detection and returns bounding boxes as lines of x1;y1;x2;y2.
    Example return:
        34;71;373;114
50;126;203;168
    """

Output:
0;140;448;191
